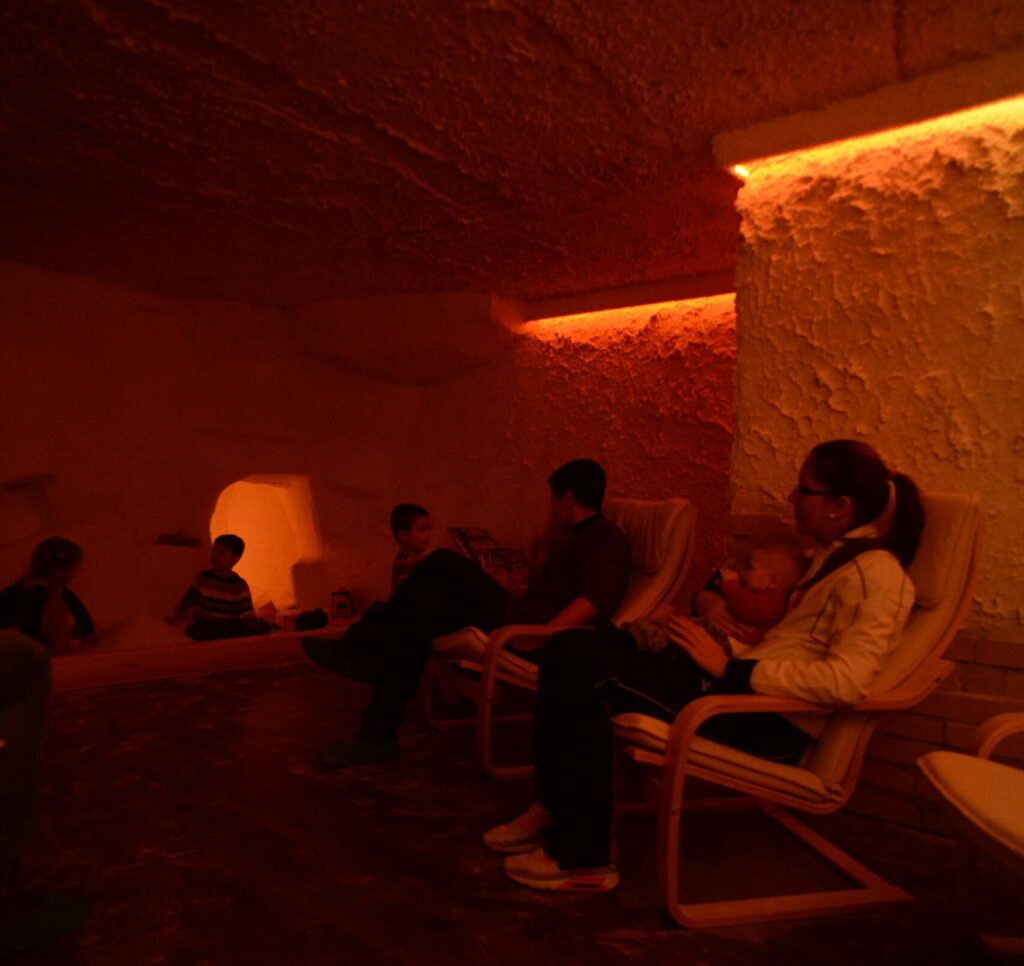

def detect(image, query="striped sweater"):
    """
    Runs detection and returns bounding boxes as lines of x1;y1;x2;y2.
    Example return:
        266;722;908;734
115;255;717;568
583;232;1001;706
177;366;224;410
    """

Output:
179;569;256;625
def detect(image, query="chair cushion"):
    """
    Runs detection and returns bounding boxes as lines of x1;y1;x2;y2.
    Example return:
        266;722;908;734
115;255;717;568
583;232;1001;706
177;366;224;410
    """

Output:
907;493;979;610
605;498;689;576
605;498;694;625
919;750;1024;875
612;712;838;805
870;492;980;695
431;627;538;684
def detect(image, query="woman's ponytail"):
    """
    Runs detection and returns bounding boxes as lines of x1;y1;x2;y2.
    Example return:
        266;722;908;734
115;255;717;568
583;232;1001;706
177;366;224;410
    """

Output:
885;472;925;567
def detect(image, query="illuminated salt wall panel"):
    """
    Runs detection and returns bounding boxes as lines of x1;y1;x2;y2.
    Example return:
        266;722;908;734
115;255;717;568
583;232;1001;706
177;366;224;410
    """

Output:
0;260;420;631
403;295;737;603
732;99;1023;637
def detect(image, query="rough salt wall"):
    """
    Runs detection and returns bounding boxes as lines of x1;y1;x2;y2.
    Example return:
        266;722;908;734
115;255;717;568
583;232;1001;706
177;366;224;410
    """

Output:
401;296;737;605
0;260;421;628
731;102;1024;831
733;102;1024;639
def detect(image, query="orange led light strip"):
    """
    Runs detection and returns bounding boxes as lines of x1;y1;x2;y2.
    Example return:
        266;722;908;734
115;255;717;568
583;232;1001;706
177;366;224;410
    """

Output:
730;94;1024;179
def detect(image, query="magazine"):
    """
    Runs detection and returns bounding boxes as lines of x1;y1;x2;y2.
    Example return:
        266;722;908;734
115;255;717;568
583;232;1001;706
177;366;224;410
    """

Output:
447;527;498;559
448;527;530;580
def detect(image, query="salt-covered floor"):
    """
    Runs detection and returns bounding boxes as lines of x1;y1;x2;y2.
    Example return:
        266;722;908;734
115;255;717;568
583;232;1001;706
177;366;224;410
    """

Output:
19;663;1009;965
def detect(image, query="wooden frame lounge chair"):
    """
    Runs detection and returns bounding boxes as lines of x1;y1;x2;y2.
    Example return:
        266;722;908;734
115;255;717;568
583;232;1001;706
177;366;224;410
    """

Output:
420;497;697;779
918;711;1024;960
612;492;983;927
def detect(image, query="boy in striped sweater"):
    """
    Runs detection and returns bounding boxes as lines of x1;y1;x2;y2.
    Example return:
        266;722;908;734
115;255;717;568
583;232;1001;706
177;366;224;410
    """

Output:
169;534;264;641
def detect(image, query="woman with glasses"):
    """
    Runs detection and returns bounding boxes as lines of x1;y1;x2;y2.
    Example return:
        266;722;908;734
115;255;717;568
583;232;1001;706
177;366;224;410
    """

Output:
484;439;925;893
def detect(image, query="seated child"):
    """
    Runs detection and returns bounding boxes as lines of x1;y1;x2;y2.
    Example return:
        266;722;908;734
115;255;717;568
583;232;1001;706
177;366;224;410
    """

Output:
0;537;98;655
390;503;432;591
626;537;807;653
168;534;269;641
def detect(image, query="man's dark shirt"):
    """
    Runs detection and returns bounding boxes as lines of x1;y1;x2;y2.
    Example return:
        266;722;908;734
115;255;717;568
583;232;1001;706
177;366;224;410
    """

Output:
510;514;629;624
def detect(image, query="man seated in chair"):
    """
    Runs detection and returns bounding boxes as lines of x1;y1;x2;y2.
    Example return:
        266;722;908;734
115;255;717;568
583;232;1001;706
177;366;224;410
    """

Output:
304;459;629;768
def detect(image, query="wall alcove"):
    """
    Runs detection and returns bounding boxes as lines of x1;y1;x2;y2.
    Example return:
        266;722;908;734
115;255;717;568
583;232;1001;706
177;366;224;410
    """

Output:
208;475;323;612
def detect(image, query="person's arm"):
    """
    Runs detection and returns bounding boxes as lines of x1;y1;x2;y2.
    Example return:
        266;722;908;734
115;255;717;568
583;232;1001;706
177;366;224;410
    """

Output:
62;588;97;642
506;594;597;653
666;615;731;680
544;595;596;628
748;557;915;705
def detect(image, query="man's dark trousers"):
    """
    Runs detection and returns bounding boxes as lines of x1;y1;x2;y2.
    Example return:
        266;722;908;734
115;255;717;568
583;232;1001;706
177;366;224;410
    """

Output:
355;549;509;742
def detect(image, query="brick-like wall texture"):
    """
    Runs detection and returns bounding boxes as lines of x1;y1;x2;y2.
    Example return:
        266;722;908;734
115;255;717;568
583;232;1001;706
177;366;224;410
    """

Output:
731;97;1024;833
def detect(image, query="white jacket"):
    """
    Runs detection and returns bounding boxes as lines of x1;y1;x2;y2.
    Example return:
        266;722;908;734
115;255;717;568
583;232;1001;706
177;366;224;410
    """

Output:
733;524;916;710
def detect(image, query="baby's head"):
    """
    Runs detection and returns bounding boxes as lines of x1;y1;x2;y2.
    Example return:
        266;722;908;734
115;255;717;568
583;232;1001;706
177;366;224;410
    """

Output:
390;503;432;555
740;539;807;595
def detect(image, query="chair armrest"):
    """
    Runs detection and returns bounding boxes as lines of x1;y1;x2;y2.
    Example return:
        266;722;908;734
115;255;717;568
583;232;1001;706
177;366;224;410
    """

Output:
654;660;956;764
475;623;589;703
970;712;1024;759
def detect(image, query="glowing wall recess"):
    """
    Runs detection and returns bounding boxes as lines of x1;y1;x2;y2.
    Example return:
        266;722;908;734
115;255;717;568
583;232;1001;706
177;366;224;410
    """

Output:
730;94;1024;639
520;293;733;342
209;476;322;612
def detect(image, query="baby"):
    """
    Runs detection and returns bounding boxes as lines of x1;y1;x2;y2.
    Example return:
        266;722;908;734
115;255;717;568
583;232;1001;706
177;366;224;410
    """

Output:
626;537;807;653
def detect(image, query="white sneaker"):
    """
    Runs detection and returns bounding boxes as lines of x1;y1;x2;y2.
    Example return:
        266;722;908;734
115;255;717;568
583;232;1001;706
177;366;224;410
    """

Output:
503;848;619;892
482;802;550;854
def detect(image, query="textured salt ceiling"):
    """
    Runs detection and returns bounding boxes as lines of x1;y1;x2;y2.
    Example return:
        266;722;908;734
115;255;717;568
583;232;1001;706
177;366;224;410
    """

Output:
2;0;1022;306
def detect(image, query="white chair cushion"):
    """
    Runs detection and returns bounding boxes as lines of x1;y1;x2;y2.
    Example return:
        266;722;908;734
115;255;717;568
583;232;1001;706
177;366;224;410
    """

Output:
431;627;539;684
612;712;838;805
871;493;979;695
605;497;689;575
919;750;1024;870
907;493;979;610
605;497;694;625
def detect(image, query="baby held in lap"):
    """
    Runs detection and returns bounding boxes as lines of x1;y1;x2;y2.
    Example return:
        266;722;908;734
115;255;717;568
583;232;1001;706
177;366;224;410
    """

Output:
627;538;808;653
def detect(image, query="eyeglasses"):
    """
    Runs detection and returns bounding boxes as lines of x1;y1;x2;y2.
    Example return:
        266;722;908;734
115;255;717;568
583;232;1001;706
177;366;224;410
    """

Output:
793;485;840;497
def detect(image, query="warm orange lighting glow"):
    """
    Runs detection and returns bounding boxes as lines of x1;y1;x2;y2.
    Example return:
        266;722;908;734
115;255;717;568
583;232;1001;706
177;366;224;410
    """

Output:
737;95;1024;179
209;476;321;611
731;164;750;180
522;293;735;342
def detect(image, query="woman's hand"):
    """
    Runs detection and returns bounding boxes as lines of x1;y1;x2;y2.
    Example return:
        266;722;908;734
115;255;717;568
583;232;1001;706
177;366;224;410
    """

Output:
692;590;756;640
667;615;729;679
